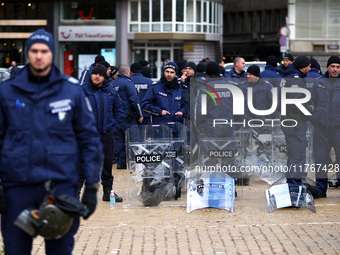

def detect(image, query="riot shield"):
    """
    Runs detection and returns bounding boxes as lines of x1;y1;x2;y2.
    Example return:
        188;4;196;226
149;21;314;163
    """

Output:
163;122;190;199
187;171;235;213
265;178;316;213
126;124;174;207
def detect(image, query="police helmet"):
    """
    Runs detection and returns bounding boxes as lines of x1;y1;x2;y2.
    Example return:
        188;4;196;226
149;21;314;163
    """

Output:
15;204;73;240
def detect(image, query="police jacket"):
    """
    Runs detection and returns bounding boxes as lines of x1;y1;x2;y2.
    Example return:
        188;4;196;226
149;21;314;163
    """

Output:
306;68;322;90
241;79;274;120
82;79;124;134
79;63;95;85
282;65;313;120
142;77;187;124
260;65;283;88
130;73;153;117
0;65;102;188
194;75;240;138
276;64;288;77
224;67;246;79
311;73;340;130
111;74;143;120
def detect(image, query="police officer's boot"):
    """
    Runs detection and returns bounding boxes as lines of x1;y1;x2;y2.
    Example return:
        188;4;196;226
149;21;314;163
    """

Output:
102;185;111;202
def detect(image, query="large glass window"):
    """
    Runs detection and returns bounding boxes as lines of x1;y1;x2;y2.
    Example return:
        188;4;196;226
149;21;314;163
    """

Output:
128;0;222;34
0;1;47;19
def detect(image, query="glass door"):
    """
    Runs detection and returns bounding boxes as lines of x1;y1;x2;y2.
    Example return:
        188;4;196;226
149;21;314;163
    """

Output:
147;49;171;80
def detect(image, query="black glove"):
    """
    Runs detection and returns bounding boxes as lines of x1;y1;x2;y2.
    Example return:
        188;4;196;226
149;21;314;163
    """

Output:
0;184;5;214
81;184;98;219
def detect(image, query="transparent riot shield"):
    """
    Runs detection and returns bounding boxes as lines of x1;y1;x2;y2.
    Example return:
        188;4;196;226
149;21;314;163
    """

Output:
126;124;174;207
187;171;235;213
163;122;189;199
246;120;286;185
265;178;316;213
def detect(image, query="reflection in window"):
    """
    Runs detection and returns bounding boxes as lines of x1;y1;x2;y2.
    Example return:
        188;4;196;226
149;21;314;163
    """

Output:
141;0;149;22
152;0;160;22
164;0;172;21
176;0;184;22
187;0;193;22
131;1;138;21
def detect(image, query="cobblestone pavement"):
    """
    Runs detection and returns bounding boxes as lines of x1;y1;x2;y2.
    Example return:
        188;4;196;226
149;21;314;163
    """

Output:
5;167;340;255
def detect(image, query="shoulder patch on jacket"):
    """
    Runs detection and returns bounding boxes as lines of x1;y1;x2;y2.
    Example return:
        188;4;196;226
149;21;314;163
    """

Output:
67;77;79;84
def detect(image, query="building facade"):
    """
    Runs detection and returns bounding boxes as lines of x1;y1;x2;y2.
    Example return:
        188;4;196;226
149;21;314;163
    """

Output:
288;0;340;71
223;0;287;62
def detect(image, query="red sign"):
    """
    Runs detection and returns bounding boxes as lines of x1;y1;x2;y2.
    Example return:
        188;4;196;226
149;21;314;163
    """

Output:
280;26;290;37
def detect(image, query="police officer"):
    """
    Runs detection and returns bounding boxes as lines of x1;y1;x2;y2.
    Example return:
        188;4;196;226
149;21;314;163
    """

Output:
311;55;340;198
243;64;275;121
142;62;187;124
0;29;102;254
277;53;294;77
281;55;313;185
79;54;105;85
81;64;124;202
129;62;153;124
224;57;246;79
260;55;282;89
112;65;143;169
180;61;197;127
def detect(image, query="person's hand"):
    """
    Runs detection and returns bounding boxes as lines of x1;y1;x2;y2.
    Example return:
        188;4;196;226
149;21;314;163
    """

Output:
175;111;183;116
81;184;97;219
138;117;144;123
180;73;187;82
161;110;170;115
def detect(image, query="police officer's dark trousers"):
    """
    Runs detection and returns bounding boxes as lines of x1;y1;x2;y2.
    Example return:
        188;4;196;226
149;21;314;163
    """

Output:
1;182;79;255
100;130;114;186
313;125;340;193
282;121;307;184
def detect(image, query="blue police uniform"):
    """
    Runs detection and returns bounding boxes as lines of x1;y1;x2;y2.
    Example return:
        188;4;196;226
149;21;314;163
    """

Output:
82;79;123;187
130;73;153;124
79;63;95;85
224;67;247;79
0;65;102;254
305;68;322;90
112;73;143;167
276;64;289;77
281;65;313;184
241;78;274;120
311;72;340;194
142;78;187;124
260;65;283;88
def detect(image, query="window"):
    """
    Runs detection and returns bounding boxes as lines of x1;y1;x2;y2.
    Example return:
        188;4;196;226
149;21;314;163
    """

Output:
0;1;47;19
60;1;115;20
128;0;222;34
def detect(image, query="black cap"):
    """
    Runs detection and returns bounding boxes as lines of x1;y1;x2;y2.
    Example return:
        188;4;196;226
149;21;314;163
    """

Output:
283;53;294;62
110;66;118;76
310;57;321;71
95;55;105;64
247;65;260;77
91;64;107;77
293;55;311;69
99;60;110;68
176;60;187;72
138;59;149;67
327;55;340;67
130;62;142;73
197;62;206;73
185;61;197;73
266;55;278;68
141;66;152;78
206;62;219;76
